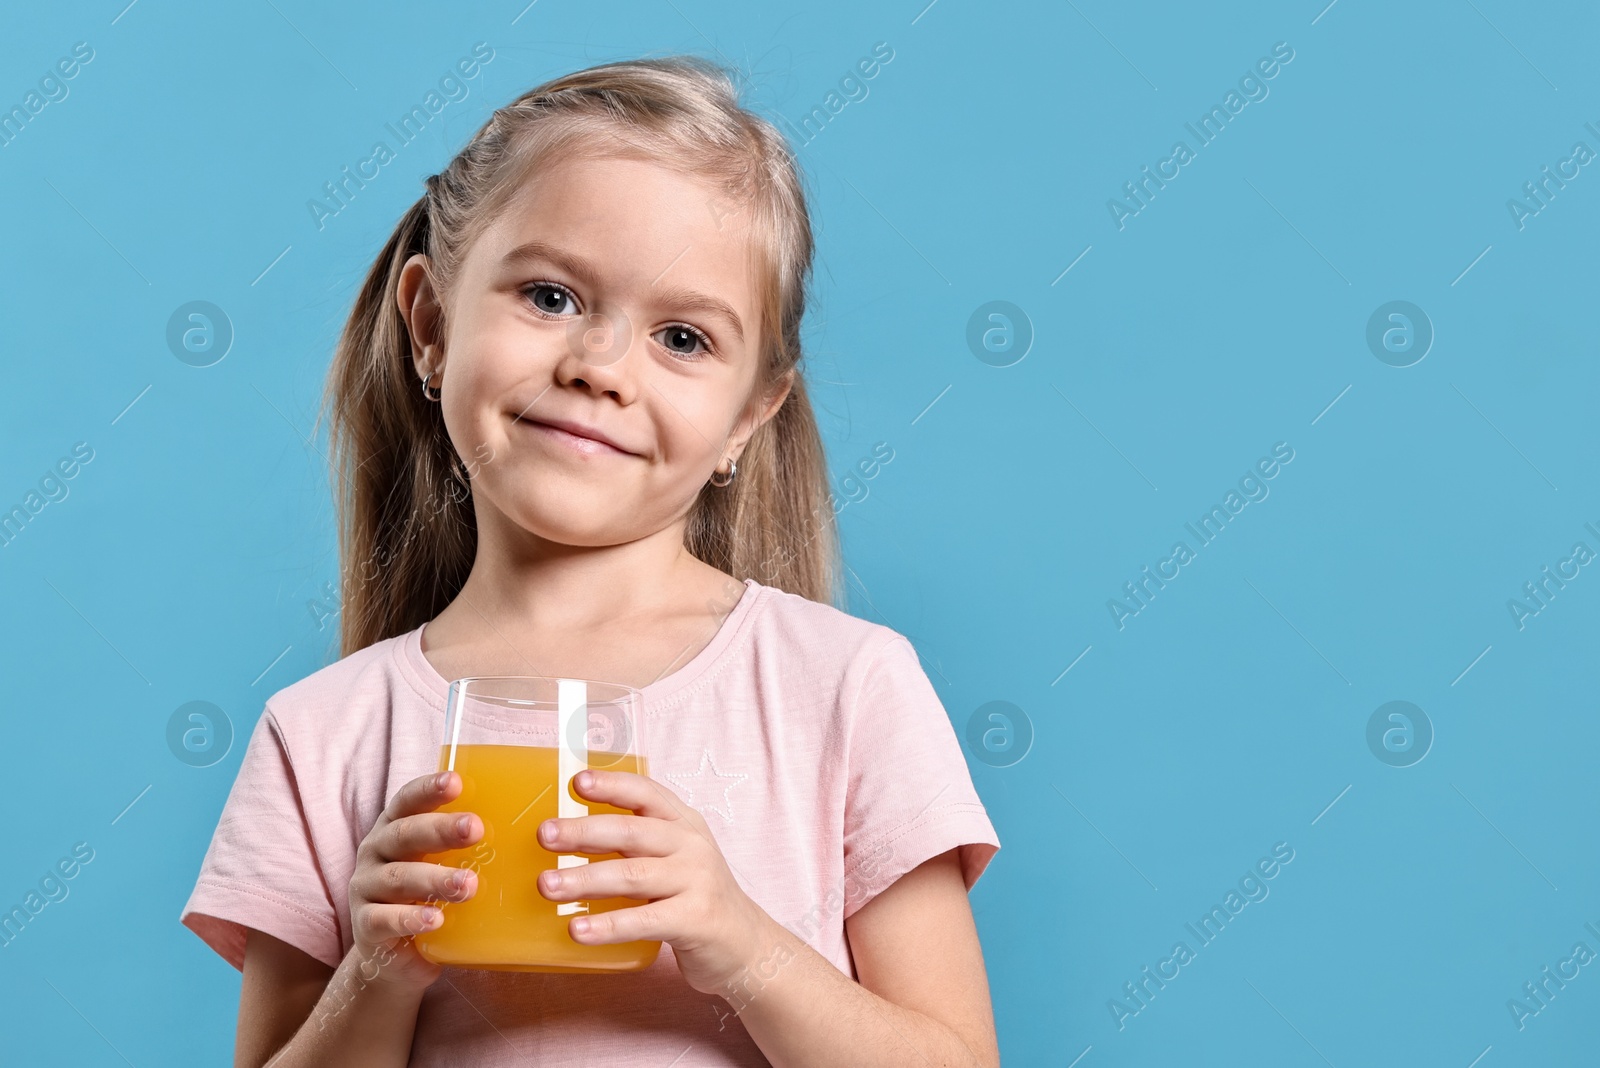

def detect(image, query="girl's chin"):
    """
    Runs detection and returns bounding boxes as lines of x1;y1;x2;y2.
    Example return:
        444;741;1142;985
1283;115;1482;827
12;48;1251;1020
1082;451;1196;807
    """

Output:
490;500;652;543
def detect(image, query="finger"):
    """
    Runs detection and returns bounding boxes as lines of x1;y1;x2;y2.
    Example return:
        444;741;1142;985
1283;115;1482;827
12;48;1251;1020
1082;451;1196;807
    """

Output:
354;860;478;907
382;771;462;824
354;901;445;946
568;900;671;946
569;771;728;869
537;812;672;858
538;855;677;904
572;769;702;825
379;810;482;861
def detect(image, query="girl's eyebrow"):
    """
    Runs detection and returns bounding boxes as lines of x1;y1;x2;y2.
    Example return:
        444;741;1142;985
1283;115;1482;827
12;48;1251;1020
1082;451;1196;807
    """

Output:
501;239;601;285
502;239;745;344
653;285;745;344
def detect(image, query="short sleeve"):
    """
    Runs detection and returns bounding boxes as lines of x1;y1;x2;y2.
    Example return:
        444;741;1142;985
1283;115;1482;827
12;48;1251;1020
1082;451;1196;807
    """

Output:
840;636;1001;920
179;707;343;971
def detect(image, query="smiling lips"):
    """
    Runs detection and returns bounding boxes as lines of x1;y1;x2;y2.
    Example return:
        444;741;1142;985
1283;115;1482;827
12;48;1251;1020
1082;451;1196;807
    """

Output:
513;414;635;456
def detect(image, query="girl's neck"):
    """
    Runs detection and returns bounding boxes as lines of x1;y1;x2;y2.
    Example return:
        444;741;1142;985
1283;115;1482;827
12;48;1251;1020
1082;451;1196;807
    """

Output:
418;539;744;690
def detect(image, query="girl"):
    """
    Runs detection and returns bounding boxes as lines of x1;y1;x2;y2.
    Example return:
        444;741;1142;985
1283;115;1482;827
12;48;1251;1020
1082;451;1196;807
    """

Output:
180;55;1001;1067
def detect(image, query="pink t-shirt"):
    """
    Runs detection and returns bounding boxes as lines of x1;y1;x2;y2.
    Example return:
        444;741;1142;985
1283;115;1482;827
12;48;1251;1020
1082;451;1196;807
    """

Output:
180;577;999;1065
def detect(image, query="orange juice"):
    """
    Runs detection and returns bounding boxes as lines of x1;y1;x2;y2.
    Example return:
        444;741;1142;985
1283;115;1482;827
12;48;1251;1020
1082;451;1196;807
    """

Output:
413;743;661;973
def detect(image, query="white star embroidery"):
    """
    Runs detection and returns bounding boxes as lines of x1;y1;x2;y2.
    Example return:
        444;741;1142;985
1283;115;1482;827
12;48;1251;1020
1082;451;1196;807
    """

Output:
665;748;748;823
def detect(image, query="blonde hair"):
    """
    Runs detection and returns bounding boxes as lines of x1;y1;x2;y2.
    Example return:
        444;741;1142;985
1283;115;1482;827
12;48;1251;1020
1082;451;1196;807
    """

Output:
319;55;843;658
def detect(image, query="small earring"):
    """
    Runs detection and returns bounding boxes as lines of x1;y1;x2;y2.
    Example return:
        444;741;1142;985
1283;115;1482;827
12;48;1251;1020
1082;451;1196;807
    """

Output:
421;371;441;402
710;457;737;488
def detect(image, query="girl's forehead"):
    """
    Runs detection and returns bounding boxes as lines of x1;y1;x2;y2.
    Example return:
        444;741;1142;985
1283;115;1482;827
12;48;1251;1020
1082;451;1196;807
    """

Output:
523;155;756;245
516;151;731;211
484;155;761;294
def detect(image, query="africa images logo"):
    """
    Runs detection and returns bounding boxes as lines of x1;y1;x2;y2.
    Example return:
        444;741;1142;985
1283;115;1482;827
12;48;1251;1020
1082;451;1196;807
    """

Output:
1106;41;1295;231
1107;442;1295;630
307;42;495;231
1107;841;1296;1031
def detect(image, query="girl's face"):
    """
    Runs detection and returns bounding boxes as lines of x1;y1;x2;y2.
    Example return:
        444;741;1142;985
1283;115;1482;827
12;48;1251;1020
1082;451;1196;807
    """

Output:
398;152;788;550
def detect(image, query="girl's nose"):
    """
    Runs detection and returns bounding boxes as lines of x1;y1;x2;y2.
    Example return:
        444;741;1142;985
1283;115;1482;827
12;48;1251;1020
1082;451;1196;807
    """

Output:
558;307;639;402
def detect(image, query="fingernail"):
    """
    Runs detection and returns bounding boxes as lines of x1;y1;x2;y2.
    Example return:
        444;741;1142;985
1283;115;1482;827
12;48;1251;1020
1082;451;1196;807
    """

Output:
456;815;472;837
424;907;442;926
448;869;466;891
543;870;563;892
575;770;593;790
539;821;556;845
571;916;590;935
436;771;451;791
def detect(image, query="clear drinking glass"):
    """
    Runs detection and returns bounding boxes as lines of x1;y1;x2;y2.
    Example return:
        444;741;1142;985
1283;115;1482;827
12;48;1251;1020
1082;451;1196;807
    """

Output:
412;675;660;973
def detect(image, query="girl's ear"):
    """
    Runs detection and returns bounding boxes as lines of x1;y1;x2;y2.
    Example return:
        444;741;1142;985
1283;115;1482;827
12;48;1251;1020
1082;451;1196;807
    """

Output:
396;253;446;374
759;369;795;425
729;369;794;458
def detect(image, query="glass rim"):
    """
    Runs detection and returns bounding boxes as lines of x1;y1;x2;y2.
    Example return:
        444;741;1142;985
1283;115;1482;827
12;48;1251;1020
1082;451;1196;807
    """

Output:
447;674;644;700
441;674;645;759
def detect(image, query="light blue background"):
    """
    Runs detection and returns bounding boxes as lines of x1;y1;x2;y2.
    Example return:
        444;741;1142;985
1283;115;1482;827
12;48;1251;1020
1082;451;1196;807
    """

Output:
2;1;1597;1065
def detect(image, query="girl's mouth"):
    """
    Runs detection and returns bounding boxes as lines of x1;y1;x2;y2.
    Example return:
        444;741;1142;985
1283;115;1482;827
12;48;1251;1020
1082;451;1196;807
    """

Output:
513;416;634;457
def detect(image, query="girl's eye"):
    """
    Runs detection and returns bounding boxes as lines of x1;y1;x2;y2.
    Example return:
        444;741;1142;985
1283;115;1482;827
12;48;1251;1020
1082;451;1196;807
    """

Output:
523;283;709;360
523;283;578;317
654;324;712;361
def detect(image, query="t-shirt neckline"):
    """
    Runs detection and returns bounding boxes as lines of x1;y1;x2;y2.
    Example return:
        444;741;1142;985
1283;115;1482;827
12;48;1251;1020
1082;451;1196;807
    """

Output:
397;577;763;712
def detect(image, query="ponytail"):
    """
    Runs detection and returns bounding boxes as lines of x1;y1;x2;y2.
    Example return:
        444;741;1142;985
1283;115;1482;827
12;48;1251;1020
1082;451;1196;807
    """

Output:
317;191;476;658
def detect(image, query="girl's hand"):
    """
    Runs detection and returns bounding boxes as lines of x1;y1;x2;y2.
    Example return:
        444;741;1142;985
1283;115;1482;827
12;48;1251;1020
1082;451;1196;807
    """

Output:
537;769;773;996
347;771;483;992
